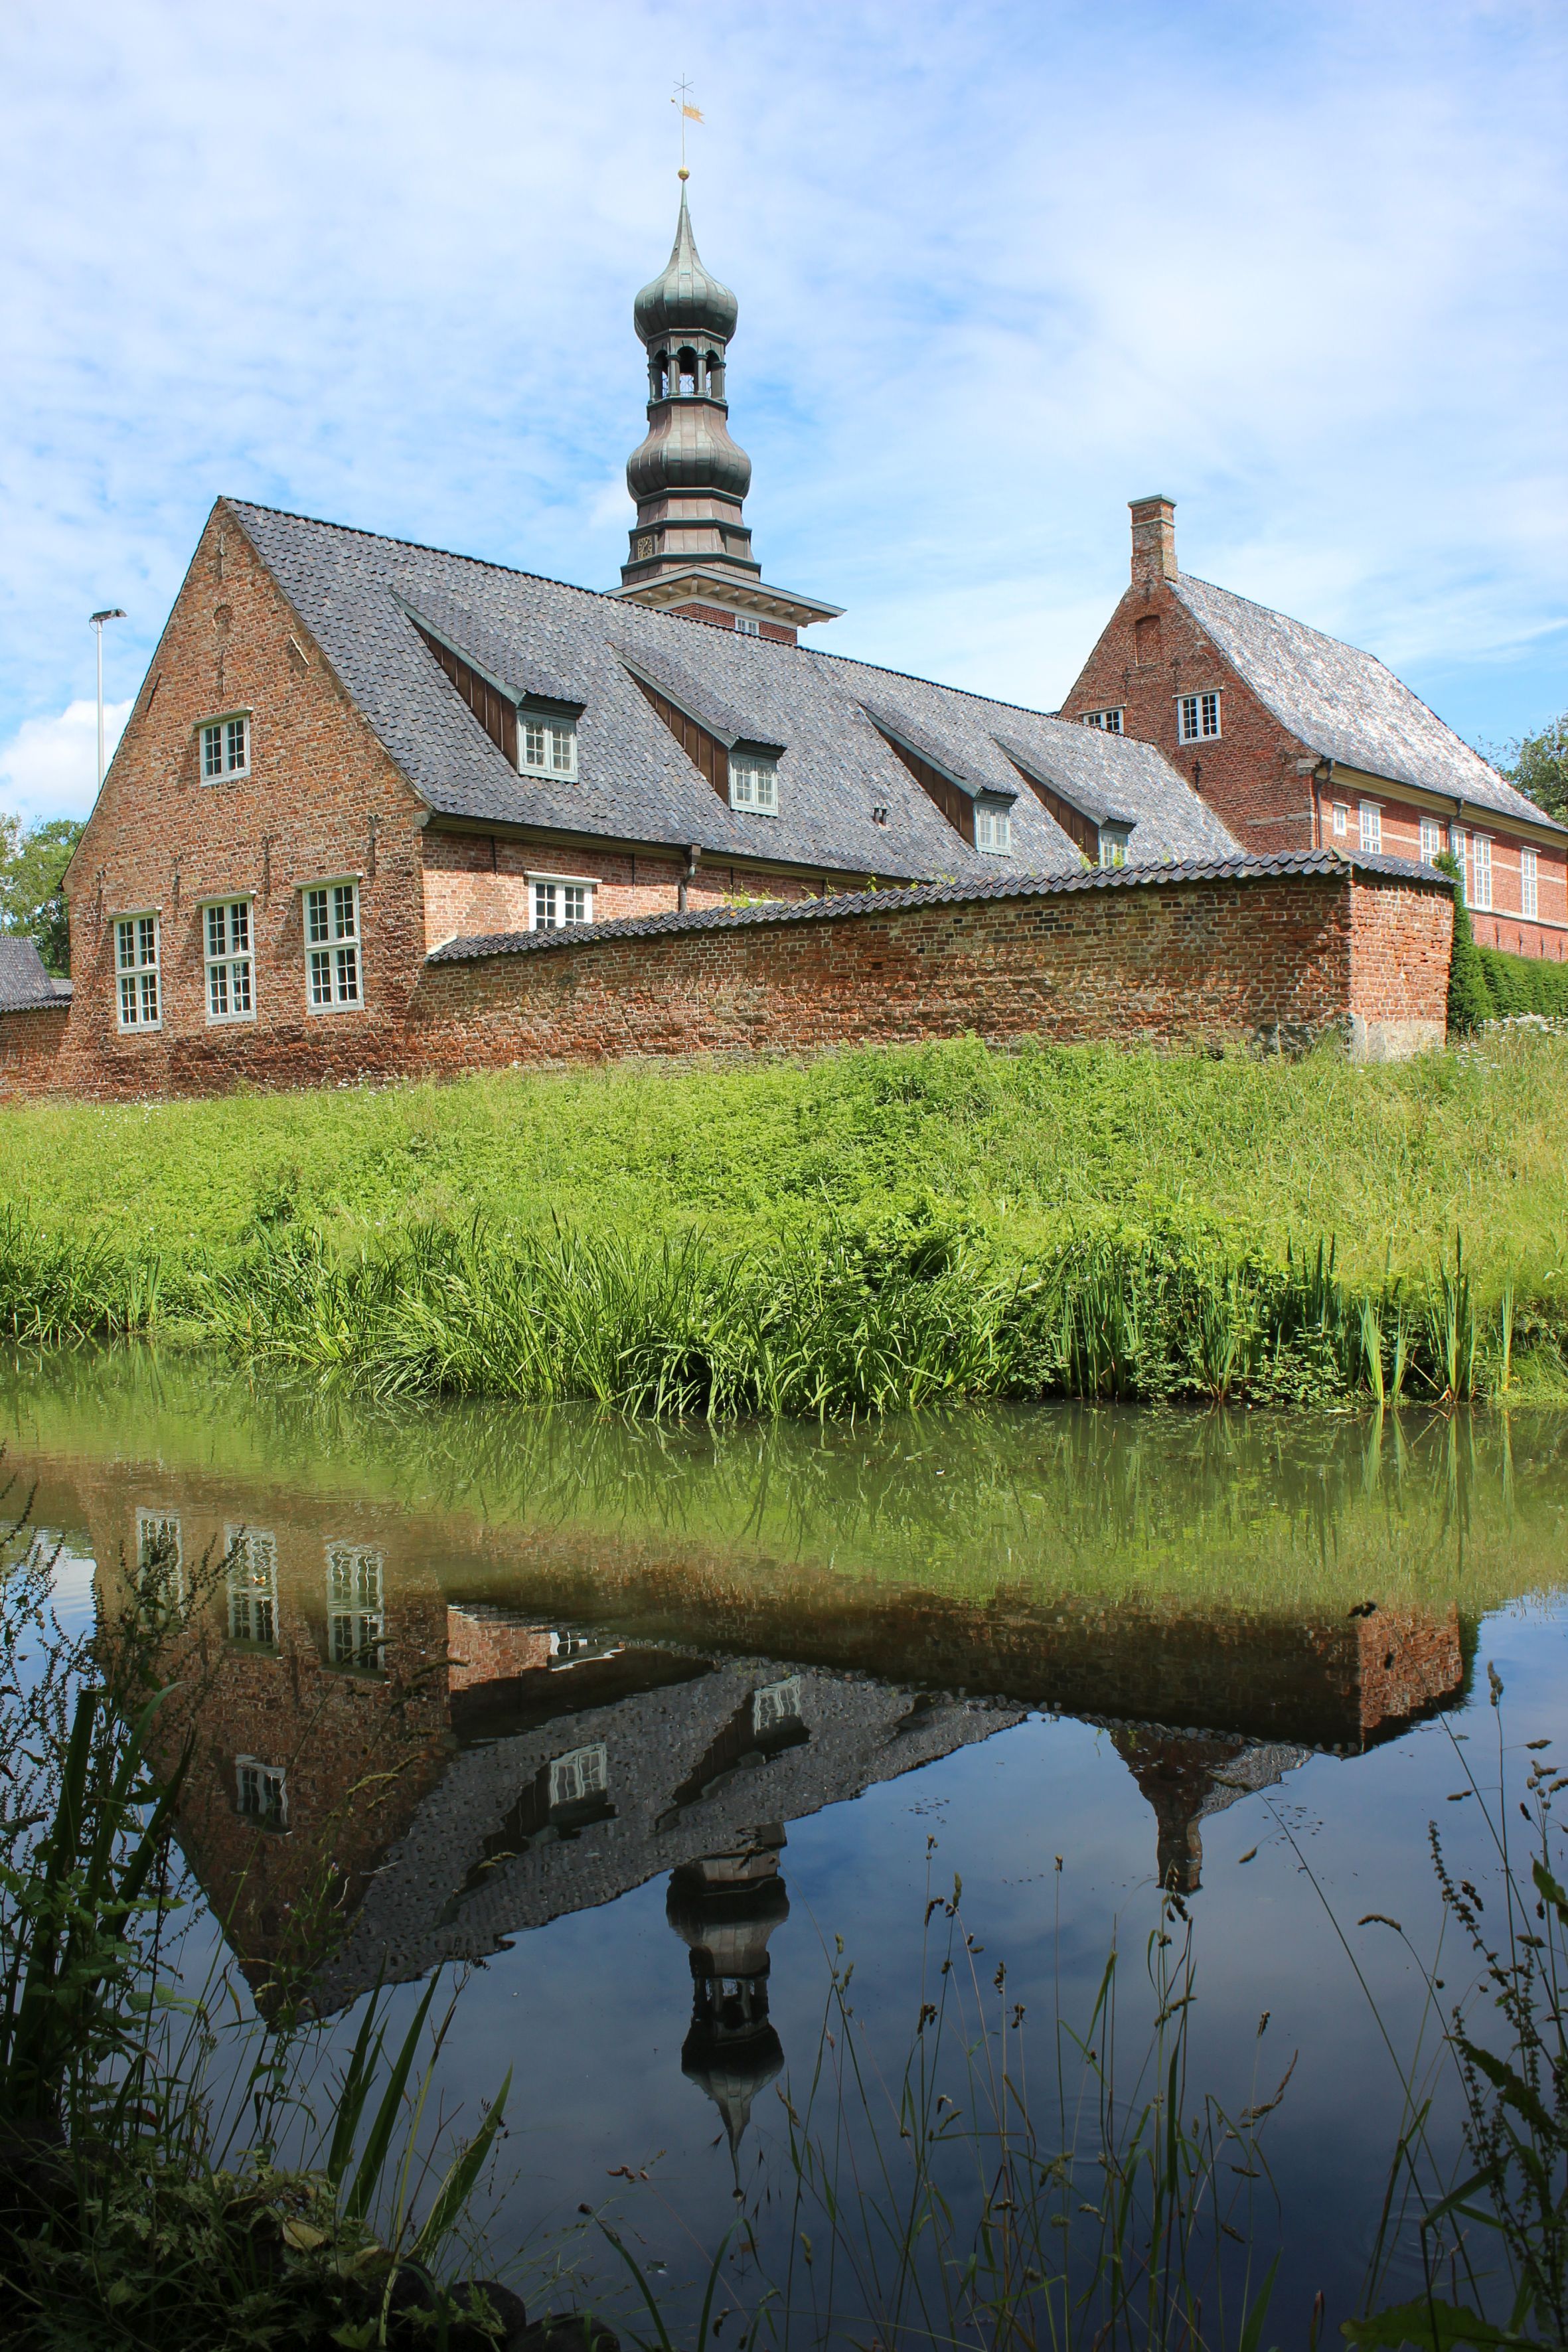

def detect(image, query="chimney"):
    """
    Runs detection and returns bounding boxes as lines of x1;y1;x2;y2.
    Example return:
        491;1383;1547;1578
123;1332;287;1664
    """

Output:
1129;495;1177;586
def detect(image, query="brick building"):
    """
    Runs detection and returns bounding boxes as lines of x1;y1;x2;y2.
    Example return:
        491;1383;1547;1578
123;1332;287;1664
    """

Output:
1061;496;1567;957
5;185;1535;1101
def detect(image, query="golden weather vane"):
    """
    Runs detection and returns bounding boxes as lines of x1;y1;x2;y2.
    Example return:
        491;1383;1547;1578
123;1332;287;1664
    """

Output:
672;76;703;178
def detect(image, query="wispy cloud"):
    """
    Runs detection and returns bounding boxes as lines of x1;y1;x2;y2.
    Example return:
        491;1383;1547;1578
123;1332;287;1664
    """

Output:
3;0;1565;821
0;700;130;826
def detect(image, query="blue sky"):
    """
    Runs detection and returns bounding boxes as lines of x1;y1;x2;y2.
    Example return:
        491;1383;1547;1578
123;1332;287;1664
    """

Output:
2;0;1565;821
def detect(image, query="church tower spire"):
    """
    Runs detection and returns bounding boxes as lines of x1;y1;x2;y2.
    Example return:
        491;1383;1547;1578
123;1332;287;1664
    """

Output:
611;177;842;643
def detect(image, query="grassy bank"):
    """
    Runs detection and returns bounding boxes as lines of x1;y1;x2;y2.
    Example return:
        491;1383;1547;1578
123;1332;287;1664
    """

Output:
3;1033;1566;1407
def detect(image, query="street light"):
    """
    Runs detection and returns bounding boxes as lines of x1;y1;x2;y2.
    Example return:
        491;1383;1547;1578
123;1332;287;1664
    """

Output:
90;607;126;792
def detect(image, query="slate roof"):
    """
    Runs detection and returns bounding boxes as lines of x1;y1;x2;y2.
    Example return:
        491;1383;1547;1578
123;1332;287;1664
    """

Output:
1171;573;1564;835
229;502;1239;883
0;937;72;1012
428;846;1445;965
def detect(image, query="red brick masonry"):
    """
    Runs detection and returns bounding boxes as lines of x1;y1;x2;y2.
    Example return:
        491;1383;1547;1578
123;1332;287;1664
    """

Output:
0;852;1452;1099
410;853;1452;1076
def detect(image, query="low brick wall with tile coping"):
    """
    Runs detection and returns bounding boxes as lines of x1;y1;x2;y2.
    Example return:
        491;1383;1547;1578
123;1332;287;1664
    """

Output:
408;854;1452;1075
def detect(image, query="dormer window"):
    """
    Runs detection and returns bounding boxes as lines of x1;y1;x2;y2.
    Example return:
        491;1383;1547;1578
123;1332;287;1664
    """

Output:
975;801;1012;854
730;754;779;816
1099;826;1131;869
1082;708;1123;734
520;716;577;778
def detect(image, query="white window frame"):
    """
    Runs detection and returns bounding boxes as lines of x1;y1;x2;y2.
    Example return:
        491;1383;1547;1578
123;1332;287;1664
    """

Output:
751;1676;803;1735
135;1507;185;1624
1419;815;1443;866
224;1526;278;1645
1099;825;1131;869
517;714;578;779
1332;803;1348;840
1176;690;1221;744
974;801;1012;855
1522;844;1539;919
326;1543;384;1671
729;753;779;817
549;1742;608;1809
1450;824;1470;902
303;880;362;1012
236;1757;288;1831
1358;801;1382;854
1081;708;1124;734
527;872;596;931
1472;833;1493;911
202;896;255;1024
735;615;761;637
115;911;161;1031
199;711;252;784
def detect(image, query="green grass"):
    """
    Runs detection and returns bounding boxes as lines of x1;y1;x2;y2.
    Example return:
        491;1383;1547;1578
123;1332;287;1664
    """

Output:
3;1034;1566;1407
3;1033;1567;1289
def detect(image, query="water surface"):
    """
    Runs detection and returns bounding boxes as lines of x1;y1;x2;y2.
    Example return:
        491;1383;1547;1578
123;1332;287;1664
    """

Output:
5;1350;1567;2336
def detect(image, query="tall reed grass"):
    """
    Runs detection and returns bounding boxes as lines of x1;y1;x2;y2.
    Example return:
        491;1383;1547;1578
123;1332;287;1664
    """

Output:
3;1200;1554;1414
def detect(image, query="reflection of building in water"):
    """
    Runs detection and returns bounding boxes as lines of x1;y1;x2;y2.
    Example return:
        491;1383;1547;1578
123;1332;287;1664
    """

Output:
667;1832;789;2154
1109;1601;1466;1890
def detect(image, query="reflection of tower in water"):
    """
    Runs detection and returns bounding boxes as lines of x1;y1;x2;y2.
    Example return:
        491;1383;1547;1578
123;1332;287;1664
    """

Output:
666;1829;789;2156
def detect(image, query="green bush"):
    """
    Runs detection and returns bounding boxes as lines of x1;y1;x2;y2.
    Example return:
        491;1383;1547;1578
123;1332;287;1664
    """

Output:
1477;940;1568;1019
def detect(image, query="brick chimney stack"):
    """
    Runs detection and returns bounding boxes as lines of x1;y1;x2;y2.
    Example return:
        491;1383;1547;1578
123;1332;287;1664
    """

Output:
1129;495;1177;585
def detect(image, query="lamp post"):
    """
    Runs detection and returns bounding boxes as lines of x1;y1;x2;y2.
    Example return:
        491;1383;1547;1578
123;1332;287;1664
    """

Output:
90;608;126;792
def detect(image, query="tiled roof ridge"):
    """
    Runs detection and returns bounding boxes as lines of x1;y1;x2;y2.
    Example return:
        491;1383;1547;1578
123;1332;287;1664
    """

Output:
224;497;1094;734
426;847;1447;966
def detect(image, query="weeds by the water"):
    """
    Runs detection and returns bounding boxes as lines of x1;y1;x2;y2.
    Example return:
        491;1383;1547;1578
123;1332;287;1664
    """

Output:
0;1476;532;2351
1;1198;1558;1417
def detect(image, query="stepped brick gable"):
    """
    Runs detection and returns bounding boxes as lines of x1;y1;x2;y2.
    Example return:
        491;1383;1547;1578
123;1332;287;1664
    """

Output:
1060;497;1567;959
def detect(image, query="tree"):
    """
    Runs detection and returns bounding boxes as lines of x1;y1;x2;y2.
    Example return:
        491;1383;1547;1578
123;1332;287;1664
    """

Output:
1496;710;1568;823
0;813;86;975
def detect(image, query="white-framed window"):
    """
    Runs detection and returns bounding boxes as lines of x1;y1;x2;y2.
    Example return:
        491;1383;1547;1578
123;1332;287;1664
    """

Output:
1359;801;1382;854
751;1676;803;1735
532;879;593;931
730;754;779;815
236;1757;287;1831
225;1526;277;1645
200;713;251;783
1419;815;1443;866
305;882;360;1010
1332;803;1348;839
1081;708;1124;734
975;801;1012;854
1450;824;1469;902
736;616;761;637
1472;834;1493;911
204;898;254;1022
518;716;578;778
1522;845;1539;919
1177;691;1221;743
549;1743;608;1810
326;1543;383;1671
1099;825;1131;869
116;913;161;1030
135;1508;185;1624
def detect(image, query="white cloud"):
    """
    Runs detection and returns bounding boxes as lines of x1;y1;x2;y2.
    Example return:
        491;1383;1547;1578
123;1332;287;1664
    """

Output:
0;698;129;826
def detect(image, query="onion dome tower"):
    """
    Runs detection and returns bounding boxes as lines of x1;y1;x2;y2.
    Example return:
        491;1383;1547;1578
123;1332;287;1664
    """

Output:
611;175;842;645
666;1842;789;2156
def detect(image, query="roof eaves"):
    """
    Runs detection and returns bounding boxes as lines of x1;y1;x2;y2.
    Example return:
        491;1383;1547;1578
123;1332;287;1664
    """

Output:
860;702;1016;804
618;647;785;757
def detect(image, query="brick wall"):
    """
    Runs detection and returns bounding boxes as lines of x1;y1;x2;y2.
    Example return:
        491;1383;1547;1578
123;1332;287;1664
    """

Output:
1061;578;1317;855
407;864;1451;1075
420;829;827;952
46;499;431;1102
0;1002;70;1097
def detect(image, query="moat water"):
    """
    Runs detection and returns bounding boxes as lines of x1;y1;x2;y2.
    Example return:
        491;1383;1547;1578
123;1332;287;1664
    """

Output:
5;1350;1568;2340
